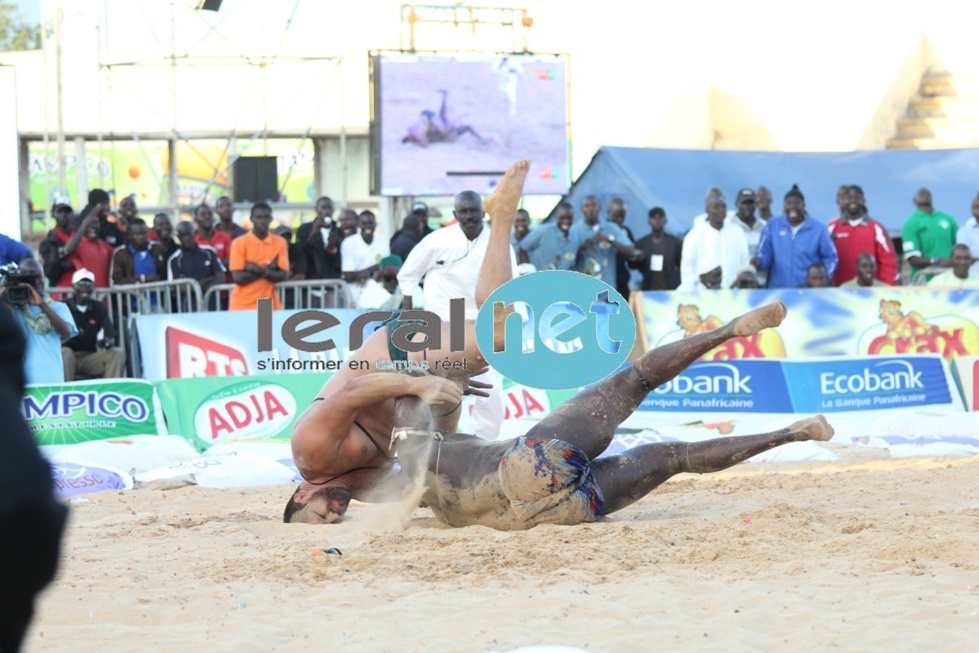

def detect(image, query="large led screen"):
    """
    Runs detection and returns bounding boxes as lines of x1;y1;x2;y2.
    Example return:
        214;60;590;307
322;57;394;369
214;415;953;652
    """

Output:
372;52;569;196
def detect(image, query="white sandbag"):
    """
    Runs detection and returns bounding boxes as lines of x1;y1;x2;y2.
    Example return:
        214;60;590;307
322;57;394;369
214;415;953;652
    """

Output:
48;435;200;475
51;460;133;498
859;435;979;458
135;451;296;489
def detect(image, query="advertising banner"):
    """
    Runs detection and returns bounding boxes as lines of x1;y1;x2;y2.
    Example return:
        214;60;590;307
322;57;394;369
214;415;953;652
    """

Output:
22;379;167;446
638;360;792;413
155;372;332;450
951;355;979;411
134;308;372;381
632;356;960;414
636;288;979;360
783;356;959;413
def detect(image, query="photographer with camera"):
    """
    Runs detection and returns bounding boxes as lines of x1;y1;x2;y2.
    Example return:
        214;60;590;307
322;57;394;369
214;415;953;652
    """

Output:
62;269;126;380
2;258;78;385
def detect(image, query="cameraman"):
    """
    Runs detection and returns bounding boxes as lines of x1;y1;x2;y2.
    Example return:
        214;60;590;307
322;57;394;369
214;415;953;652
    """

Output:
63;269;125;380
2;259;78;385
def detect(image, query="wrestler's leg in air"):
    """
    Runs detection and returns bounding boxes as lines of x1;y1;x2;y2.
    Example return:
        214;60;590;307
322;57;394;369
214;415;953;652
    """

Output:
591;415;833;515
401;160;530;379
524;301;790;460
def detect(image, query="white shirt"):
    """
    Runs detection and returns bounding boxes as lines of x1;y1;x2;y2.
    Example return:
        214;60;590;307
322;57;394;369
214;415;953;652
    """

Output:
341;234;389;306
956;218;979;277
927;270;979;289
679;219;750;290
398;225;518;320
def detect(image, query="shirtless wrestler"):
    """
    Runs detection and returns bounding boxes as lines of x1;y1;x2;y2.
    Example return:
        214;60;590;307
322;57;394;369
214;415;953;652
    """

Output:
402;90;488;148
285;162;835;528
286;160;531;523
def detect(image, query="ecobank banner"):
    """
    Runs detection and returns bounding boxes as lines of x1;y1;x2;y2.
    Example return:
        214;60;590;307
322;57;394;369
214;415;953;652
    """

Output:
155;373;332;450
636;356;961;414
134;309;371;381
636;288;979;360
22;380;167;446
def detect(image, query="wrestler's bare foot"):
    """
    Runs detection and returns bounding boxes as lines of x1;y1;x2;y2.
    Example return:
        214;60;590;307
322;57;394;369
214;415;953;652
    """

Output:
787;414;834;442
483;159;531;226
730;301;787;338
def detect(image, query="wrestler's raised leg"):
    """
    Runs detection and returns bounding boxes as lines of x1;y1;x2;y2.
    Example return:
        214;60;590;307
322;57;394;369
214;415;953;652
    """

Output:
403;160;531;379
592;415;834;515
525;301;788;459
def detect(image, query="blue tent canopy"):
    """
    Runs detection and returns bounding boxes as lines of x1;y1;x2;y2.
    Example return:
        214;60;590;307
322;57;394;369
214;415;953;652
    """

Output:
553;146;979;237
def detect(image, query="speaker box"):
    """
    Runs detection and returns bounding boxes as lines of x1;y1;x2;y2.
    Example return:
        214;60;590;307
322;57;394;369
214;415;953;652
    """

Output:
232;157;278;203
197;0;223;11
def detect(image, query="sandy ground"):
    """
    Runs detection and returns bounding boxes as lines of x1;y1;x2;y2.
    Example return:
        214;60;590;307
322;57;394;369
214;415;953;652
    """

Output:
25;444;979;653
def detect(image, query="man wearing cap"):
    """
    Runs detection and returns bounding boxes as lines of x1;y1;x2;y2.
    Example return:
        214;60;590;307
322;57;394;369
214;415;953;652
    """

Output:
341;210;390;307
753;185;838;289
630;207;682;291
2;259;77;384
356;255;406;311
63;269;125;380
39;203;78;289
679;192;750;290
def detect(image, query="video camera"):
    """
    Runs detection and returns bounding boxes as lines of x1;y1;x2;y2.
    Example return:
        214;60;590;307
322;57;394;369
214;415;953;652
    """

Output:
0;263;41;306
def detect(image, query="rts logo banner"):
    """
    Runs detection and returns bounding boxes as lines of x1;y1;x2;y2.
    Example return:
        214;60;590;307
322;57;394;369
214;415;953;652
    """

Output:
475;271;636;390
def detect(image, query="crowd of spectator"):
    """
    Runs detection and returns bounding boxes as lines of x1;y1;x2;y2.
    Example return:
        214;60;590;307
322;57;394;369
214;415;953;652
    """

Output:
512;184;979;294
2;182;979;385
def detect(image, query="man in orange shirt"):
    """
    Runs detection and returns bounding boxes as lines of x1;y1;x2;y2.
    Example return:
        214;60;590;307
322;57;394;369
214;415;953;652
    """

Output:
229;202;289;310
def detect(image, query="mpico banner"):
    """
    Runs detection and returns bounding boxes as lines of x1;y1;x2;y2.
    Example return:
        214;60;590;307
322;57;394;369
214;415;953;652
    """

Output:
155;372;332;450
784;355;959;413
22;379;167;446
134;308;372;381
638;360;792;413
636;288;979;360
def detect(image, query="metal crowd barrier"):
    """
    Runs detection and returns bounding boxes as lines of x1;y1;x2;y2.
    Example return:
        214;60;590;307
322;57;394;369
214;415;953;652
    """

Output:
48;278;204;378
202;279;353;310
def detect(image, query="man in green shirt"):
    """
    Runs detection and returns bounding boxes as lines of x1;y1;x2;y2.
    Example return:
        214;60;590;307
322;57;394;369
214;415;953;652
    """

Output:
902;188;958;279
840;253;887;288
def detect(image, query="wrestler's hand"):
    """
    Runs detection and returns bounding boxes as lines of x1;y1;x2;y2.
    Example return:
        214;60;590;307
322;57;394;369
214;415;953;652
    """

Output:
411;376;463;407
463;366;493;398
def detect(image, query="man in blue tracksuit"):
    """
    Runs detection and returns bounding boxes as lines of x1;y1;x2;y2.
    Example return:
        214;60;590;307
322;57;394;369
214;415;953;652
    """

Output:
752;185;838;288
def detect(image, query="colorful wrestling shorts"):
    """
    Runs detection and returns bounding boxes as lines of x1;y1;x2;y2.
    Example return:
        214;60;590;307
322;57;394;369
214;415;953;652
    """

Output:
498;437;605;527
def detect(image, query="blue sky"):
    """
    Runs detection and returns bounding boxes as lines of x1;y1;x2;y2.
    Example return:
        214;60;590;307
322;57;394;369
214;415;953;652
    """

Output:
12;0;40;24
